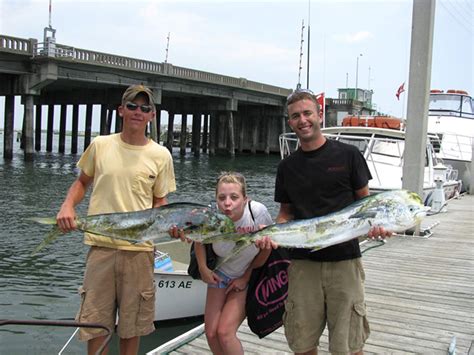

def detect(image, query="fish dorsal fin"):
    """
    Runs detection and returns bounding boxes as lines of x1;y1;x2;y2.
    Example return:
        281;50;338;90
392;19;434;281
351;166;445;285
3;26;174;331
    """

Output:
349;210;377;219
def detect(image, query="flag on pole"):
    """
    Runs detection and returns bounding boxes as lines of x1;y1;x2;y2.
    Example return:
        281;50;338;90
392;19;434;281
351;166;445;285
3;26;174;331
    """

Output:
395;82;405;100
315;92;325;127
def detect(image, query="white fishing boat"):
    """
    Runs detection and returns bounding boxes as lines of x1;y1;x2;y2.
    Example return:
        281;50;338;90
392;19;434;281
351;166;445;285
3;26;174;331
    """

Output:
153;250;206;321
427;89;474;191
279;126;462;209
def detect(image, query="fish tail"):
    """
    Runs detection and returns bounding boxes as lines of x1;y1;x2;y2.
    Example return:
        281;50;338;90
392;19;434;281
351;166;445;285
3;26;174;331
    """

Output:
28;217;58;225
31;226;62;255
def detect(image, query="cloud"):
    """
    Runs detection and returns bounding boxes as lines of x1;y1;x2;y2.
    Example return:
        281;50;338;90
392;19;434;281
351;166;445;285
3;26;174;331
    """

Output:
332;31;375;43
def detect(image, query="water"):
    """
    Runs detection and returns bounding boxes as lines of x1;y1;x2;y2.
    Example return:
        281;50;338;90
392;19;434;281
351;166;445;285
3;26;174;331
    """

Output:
0;133;281;354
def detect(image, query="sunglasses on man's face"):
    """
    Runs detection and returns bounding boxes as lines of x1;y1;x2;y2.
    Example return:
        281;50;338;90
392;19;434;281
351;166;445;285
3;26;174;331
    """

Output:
125;102;153;113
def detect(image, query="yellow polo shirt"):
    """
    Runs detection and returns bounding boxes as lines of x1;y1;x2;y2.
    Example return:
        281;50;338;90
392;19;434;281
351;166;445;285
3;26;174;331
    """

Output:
78;134;176;251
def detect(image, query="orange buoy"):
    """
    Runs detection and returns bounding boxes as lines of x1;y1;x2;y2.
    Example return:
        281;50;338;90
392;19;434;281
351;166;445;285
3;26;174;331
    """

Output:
446;89;469;95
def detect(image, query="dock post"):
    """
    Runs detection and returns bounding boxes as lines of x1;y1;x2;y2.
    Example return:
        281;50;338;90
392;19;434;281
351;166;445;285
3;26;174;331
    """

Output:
3;95;14;160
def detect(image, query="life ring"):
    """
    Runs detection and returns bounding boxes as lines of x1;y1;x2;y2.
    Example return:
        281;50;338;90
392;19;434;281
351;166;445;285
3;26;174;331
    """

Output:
446;89;469;95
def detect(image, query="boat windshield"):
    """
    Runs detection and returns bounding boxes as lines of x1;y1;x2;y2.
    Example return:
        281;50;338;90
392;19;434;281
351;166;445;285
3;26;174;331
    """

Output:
429;94;474;118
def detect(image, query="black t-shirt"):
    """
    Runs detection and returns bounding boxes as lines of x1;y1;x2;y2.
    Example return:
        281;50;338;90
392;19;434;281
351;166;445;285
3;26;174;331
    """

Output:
274;139;372;261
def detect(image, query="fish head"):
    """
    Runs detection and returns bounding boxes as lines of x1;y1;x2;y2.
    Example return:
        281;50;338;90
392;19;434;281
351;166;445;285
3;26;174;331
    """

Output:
199;209;236;235
383;190;429;231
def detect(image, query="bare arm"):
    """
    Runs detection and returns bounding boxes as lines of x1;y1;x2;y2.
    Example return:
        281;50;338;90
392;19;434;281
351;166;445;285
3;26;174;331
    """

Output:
227;247;272;294
354;185;370;200
195;242;221;284
276;203;293;224
153;196;168;208
56;171;93;232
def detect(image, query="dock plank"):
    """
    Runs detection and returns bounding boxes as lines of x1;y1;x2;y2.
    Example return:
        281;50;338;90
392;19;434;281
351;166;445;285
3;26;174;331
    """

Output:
148;194;474;354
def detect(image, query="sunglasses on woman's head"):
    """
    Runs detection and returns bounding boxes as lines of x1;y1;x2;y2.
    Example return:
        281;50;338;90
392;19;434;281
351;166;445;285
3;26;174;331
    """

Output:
125;102;153;113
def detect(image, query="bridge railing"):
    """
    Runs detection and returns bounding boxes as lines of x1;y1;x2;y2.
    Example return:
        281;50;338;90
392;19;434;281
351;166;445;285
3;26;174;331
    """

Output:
0;33;291;96
0;35;34;55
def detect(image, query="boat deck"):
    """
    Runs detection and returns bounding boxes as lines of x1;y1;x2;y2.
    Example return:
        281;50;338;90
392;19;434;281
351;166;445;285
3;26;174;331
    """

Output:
148;194;474;354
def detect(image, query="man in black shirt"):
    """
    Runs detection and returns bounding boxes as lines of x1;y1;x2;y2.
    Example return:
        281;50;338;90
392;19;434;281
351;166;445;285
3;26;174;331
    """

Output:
274;90;391;355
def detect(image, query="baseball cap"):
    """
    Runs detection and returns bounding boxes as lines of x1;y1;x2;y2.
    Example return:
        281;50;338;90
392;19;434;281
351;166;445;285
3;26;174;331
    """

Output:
121;84;156;109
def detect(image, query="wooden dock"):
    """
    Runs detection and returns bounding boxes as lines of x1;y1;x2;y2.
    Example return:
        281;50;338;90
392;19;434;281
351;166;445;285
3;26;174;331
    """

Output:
148;194;474;354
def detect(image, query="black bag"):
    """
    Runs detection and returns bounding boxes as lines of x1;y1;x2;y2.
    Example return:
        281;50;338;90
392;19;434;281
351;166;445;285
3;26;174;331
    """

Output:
187;242;217;280
245;247;290;338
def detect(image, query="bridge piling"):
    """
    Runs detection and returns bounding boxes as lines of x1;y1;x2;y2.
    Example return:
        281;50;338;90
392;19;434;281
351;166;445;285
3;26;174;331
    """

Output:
180;114;187;156
59;104;67;154
3;95;14;159
1;33;291;158
84;103;93;150
166;112;175;152
35;104;42;152
23;95;34;161
71;104;79;154
46;104;54;152
202;114;209;154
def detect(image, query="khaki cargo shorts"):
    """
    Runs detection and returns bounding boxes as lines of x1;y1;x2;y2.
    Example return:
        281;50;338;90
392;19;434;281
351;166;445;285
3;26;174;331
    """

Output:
76;247;155;341
283;258;369;354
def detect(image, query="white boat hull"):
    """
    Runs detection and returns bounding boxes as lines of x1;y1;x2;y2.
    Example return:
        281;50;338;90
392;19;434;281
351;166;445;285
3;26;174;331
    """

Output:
153;269;207;321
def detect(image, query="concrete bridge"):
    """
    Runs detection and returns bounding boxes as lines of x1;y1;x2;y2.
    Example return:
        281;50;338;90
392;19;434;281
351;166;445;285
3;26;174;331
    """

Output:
0;33;292;160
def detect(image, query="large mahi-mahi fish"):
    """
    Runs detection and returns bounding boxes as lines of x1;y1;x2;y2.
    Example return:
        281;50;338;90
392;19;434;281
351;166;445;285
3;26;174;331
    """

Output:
30;202;235;254
31;190;428;255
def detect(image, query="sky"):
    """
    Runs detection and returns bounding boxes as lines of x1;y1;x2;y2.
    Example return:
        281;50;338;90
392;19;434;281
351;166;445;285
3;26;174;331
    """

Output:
0;0;472;130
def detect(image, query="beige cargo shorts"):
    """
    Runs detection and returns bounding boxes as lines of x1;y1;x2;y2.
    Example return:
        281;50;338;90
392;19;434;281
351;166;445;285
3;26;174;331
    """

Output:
283;258;370;354
76;247;156;341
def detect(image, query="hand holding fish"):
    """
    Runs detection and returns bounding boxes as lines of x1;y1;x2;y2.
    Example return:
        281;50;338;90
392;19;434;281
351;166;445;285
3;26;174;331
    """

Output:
367;225;393;240
169;225;192;243
255;235;278;250
56;203;77;233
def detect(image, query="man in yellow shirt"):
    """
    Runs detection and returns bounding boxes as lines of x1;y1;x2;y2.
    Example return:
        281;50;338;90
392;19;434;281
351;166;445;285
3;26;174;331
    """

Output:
56;84;176;355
